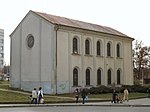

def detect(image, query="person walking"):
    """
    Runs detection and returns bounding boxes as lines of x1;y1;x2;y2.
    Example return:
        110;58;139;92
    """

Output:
123;88;129;101
81;88;87;104
37;87;44;104
112;89;117;103
31;88;37;104
74;88;80;103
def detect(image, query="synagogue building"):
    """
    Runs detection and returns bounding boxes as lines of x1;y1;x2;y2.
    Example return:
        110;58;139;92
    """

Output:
10;10;134;94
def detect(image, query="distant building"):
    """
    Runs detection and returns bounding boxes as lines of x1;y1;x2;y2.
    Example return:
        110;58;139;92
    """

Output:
0;29;4;69
10;10;134;94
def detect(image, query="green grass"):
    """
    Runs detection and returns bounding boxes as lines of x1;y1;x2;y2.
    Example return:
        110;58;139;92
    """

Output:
88;92;148;100
57;92;148;100
0;81;73;103
0;90;73;103
0;81;148;103
0;90;29;103
0;80;10;89
0;80;9;84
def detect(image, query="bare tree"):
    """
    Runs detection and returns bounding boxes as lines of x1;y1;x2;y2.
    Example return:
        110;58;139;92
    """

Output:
133;40;150;81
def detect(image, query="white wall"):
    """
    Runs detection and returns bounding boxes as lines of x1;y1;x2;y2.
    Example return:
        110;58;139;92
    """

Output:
123;42;133;85
10;27;21;88
10;12;56;94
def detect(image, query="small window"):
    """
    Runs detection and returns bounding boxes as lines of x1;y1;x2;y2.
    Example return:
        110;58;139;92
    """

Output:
85;39;90;55
117;69;121;84
0;46;3;51
117;44;120;57
0;53;4;58
0;60;3;65
108;69;111;85
97;41;101;56
0;39;3;44
86;68;90;86
107;42;111;56
73;37;78;54
73;68;78;86
97;69;101;85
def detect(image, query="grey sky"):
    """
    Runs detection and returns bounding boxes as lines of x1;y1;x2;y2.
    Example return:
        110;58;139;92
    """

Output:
1;0;150;64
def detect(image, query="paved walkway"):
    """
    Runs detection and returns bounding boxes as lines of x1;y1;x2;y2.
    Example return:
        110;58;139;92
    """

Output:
0;98;150;108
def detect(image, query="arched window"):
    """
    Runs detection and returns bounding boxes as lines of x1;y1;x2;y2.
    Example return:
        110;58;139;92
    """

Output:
85;39;90;55
117;44;120;57
107;42;111;56
73;37;78;54
117;69;121;84
86;68;90;86
97;69;101;85
108;69;111;85
97;41;101;56
73;68;78;86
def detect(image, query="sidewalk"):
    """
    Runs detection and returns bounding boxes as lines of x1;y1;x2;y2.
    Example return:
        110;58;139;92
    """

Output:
0;98;150;108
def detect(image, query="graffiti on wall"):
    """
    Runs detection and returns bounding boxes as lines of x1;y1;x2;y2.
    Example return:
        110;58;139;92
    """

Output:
59;83;66;90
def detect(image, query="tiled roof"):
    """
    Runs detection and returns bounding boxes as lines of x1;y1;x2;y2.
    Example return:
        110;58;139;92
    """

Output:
33;11;131;38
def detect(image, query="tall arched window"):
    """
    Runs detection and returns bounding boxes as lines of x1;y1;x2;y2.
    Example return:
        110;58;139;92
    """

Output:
107;42;111;56
117;44;120;57
117;69;121;84
86;68;90;86
73;68;78;86
97;69;101;85
85;39;90;55
73;37;78;54
108;69;111;85
97;41;101;56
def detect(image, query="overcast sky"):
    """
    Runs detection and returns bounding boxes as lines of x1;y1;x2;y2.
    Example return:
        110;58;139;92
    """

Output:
1;0;150;65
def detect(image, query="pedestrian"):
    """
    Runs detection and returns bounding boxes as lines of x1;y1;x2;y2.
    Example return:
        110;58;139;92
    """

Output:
74;88;80;103
112;89;117;103
31;88;37;104
37;87;44;104
123;88;129;101
81;88;87;104
147;88;150;98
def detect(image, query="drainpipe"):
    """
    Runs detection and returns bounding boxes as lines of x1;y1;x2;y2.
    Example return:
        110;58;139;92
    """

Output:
54;25;59;94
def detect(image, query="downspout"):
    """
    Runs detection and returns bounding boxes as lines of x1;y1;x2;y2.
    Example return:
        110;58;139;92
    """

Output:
54;25;59;94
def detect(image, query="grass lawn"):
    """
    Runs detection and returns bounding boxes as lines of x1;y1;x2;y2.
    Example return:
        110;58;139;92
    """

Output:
0;90;30;103
0;80;148;103
58;92;148;100
88;92;148;100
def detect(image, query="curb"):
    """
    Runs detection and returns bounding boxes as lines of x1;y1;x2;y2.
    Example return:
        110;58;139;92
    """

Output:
0;103;150;108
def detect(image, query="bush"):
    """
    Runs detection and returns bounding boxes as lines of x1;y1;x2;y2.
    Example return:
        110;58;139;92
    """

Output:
88;85;149;94
88;85;112;94
122;85;148;93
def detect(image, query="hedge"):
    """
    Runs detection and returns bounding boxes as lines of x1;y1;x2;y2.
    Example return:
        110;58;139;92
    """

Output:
88;85;149;94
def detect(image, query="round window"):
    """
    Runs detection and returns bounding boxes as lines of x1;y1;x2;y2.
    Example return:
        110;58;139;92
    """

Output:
27;34;34;48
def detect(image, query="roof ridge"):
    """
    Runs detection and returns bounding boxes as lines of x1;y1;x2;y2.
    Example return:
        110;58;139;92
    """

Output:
33;10;132;38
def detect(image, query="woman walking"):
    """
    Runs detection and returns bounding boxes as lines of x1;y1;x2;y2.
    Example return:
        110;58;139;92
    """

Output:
74;88;80;103
37;87;44;104
123;88;129;101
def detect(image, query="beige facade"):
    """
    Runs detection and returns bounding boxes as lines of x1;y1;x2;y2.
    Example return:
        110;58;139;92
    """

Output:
10;10;134;94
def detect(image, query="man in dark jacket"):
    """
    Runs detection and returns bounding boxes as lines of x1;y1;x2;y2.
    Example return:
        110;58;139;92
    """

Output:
112;89;117;103
81;88;87;104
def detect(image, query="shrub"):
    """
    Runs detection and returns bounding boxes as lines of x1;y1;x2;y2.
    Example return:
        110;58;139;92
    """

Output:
88;85;149;94
88;85;112;94
122;85;148;93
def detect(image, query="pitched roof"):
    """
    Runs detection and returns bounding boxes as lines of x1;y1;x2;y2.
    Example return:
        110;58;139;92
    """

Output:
33;10;132;38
